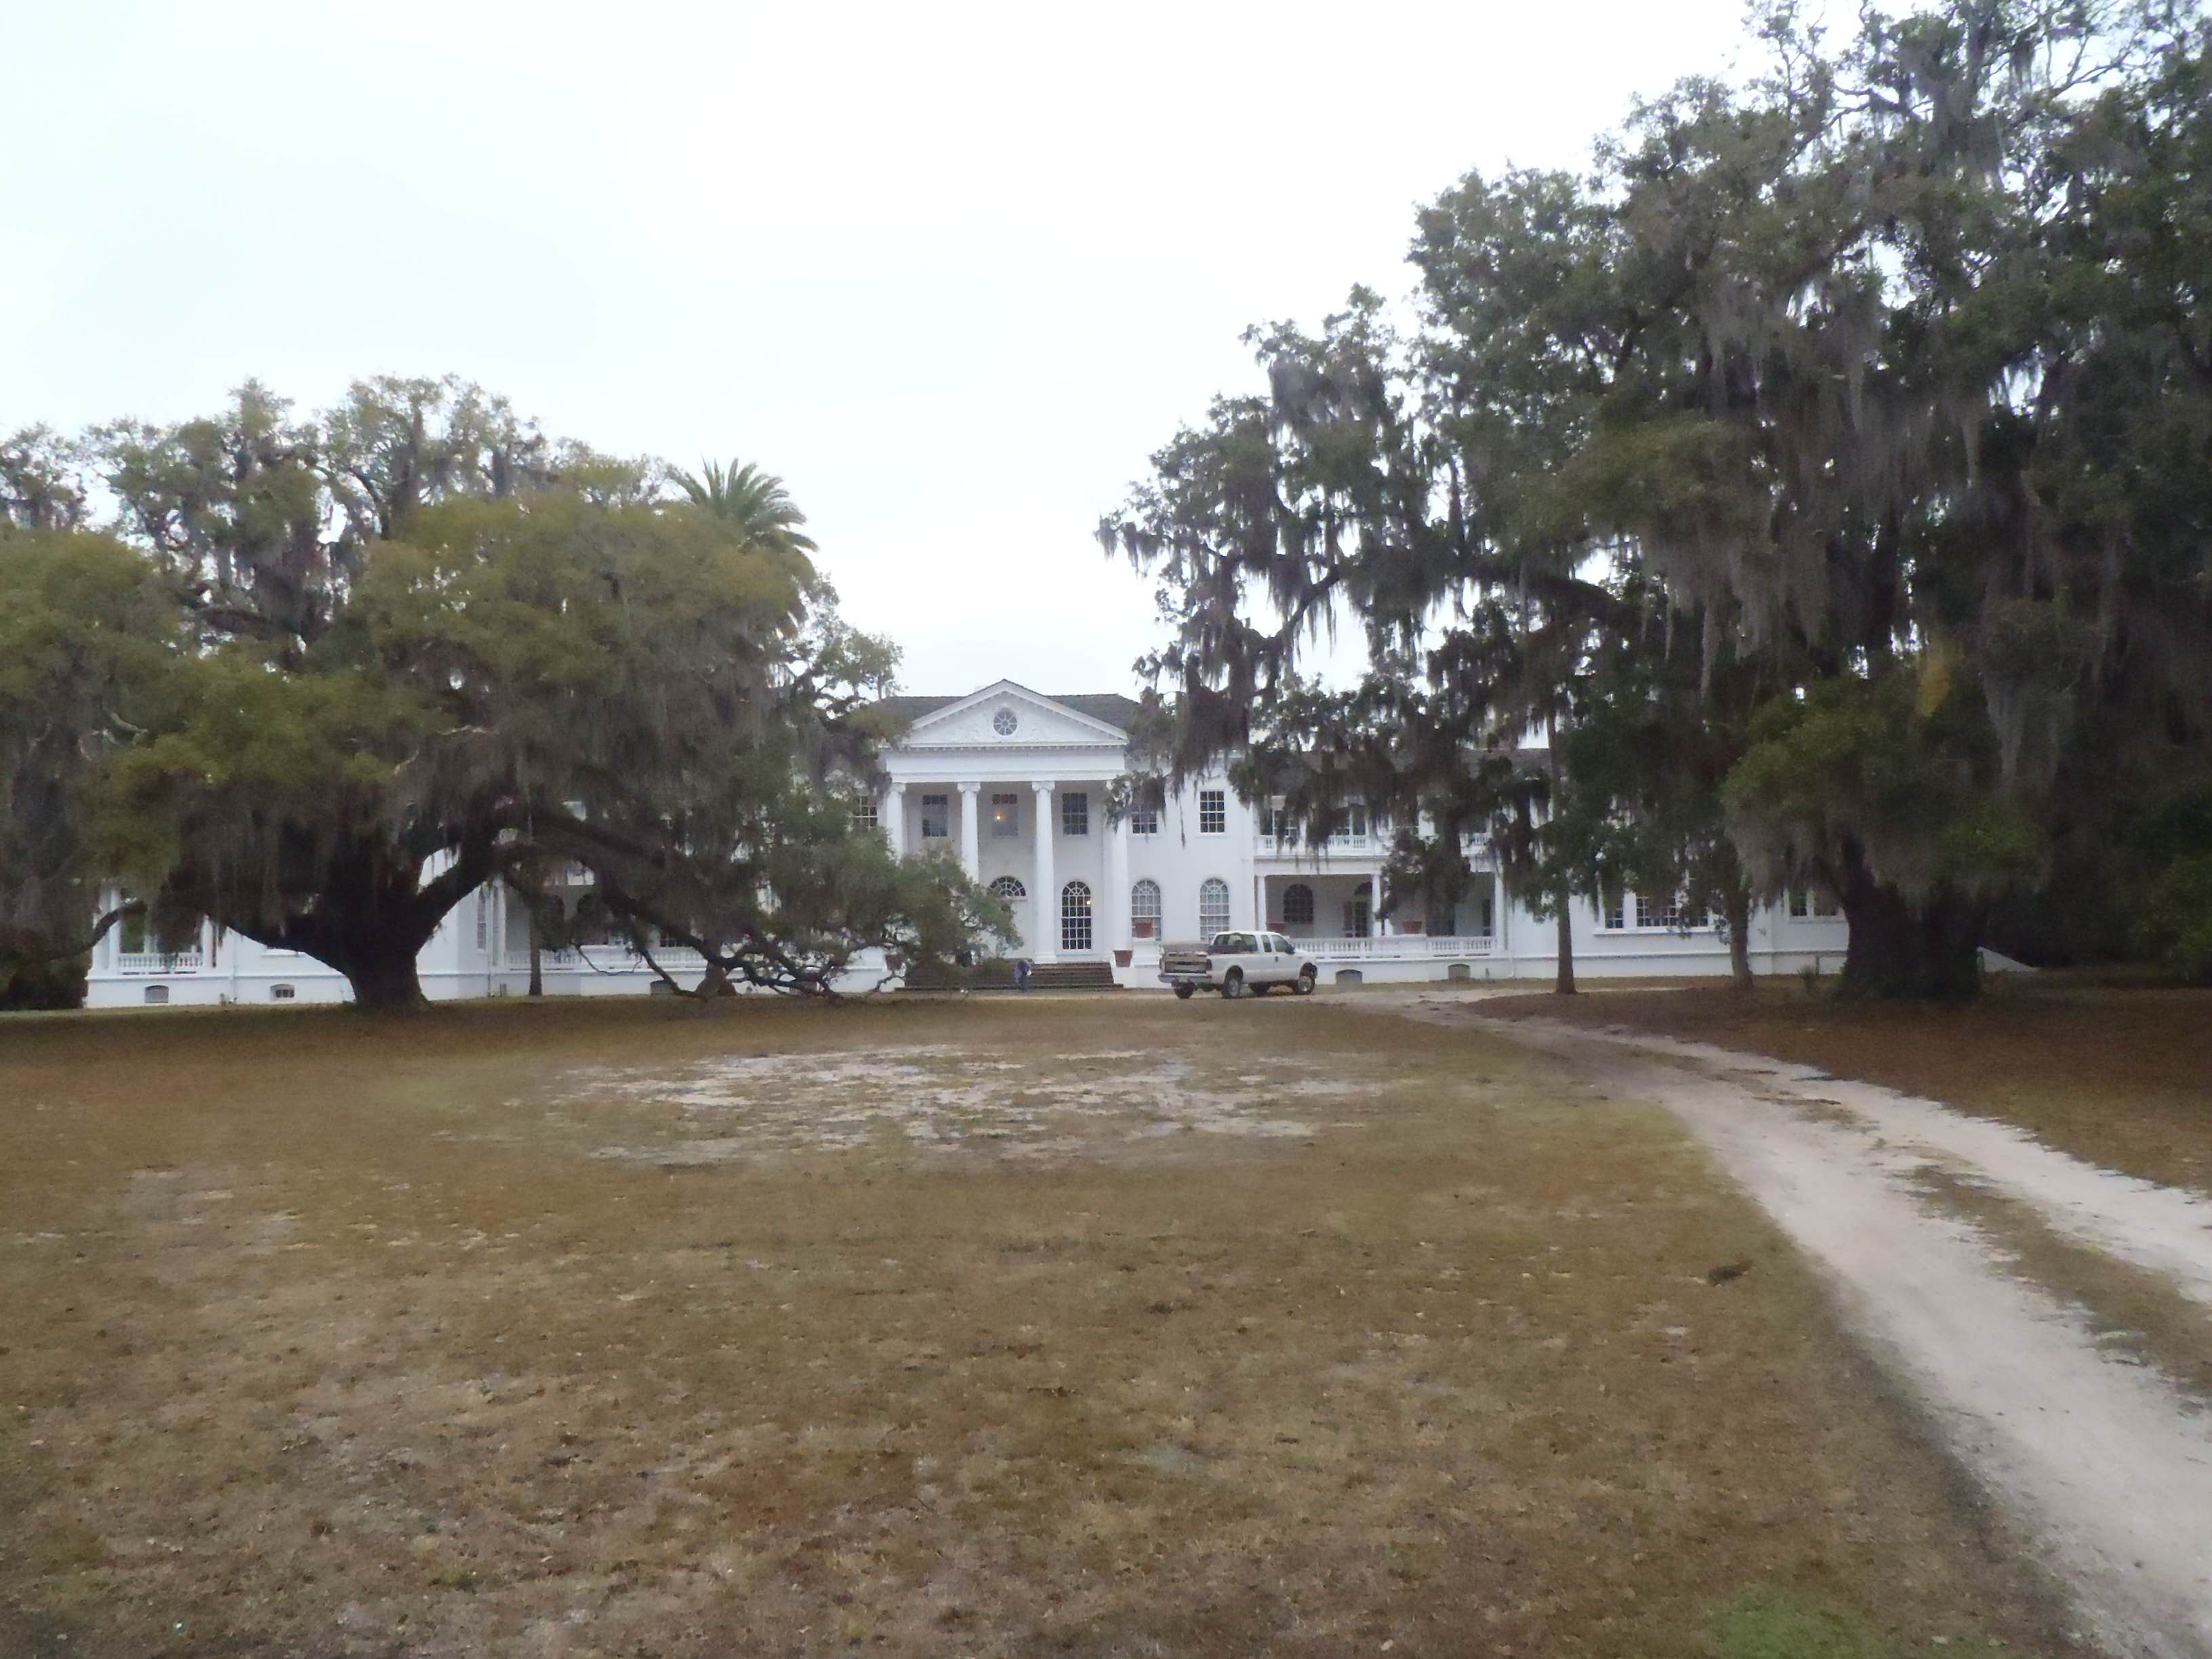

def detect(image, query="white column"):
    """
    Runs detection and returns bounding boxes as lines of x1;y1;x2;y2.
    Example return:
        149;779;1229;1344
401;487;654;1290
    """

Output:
1105;812;1130;952
885;784;906;859
958;782;982;882
1030;781;1057;962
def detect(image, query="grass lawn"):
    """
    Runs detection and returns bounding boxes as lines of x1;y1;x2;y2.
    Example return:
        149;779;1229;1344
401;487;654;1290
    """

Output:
1483;975;2212;1196
1;995;2065;1658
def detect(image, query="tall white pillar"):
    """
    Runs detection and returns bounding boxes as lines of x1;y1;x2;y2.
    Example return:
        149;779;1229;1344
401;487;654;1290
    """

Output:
958;782;982;882
1030;781;1057;962
885;784;906;859
1105;813;1130;952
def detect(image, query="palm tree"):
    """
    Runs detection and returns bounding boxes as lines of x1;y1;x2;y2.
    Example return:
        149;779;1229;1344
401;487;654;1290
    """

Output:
671;459;818;558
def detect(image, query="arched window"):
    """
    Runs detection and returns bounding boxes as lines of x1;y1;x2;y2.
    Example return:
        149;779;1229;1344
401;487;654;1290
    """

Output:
1199;877;1231;937
1130;879;1162;938
1061;880;1094;952
1280;882;1315;928
989;875;1027;901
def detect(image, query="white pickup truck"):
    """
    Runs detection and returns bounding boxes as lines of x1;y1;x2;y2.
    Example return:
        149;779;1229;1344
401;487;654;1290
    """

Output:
1159;931;1319;1000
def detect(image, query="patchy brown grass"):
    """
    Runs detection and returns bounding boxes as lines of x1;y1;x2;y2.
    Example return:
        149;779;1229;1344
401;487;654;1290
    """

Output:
1;996;2068;1657
1485;976;2212;1195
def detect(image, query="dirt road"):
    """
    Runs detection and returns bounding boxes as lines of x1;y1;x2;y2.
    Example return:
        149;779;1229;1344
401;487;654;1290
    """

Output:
1376;994;2212;1659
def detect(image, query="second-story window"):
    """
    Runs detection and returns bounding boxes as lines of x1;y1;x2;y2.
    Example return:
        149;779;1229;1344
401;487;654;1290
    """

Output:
990;792;1020;837
853;799;879;832
1129;783;1162;836
920;794;949;838
1199;789;1227;835
1062;792;1089;836
1260;799;1294;842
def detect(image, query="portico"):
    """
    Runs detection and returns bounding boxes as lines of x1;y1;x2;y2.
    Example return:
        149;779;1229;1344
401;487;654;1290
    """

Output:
876;684;1145;963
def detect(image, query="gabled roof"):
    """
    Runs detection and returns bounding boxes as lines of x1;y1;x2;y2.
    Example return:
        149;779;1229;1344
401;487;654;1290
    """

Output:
876;686;1146;735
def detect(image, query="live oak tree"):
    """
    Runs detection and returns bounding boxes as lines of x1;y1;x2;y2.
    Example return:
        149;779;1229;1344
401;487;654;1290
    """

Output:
348;492;1009;999
44;377;1001;1007
1106;0;2210;1000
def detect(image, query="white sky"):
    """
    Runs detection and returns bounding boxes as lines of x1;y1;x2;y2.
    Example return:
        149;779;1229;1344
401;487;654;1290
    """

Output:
6;0;1759;696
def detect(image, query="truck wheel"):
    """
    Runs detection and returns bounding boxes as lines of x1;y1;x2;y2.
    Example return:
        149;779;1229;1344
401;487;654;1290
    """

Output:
1220;968;1245;1000
1173;983;1195;1000
1294;966;1316;996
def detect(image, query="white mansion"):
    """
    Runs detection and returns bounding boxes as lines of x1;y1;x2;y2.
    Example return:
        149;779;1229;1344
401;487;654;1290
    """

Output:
83;680;1850;1008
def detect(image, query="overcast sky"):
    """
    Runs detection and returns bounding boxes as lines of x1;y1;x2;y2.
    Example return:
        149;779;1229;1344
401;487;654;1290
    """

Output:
7;0;1761;696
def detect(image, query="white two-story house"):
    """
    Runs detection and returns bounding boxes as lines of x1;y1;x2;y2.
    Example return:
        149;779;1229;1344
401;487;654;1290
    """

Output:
81;679;1851;1007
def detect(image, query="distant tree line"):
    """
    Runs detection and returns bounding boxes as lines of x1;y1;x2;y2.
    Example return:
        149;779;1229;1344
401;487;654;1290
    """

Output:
1103;0;2212;998
0;377;1005;1009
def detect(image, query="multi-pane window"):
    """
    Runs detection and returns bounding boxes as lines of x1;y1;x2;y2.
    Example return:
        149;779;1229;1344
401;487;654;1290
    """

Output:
474;886;489;949
853;798;880;833
920;794;949;838
1198;790;1227;835
1635;892;1680;930
1790;887;1841;918
1199;877;1231;936
1603;890;1626;931
1130;879;1162;938
1061;881;1094;952
1281;883;1315;928
1062;792;1089;836
989;875;1027;901
1129;784;1162;836
1260;799;1294;842
990;792;1020;837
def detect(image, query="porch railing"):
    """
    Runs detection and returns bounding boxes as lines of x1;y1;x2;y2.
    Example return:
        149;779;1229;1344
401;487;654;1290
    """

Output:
115;950;205;974
502;943;705;972
1303;933;1494;960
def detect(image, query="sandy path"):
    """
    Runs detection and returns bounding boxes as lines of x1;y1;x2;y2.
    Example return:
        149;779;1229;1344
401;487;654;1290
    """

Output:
1374;995;2212;1659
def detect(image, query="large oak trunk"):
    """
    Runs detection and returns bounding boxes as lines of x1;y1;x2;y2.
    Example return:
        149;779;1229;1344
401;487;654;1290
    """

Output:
205;833;493;1013
1839;869;1985;1002
338;935;431;1010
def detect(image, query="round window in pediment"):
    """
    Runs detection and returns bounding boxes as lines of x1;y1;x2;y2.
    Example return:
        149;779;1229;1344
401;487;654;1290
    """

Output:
992;707;1019;736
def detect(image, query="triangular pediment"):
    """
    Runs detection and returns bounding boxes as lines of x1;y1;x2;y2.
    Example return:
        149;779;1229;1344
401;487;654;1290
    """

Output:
898;681;1128;749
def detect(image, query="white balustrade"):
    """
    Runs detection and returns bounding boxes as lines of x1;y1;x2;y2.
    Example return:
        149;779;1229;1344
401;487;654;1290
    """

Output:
1300;934;1494;961
116;950;205;974
504;943;705;972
